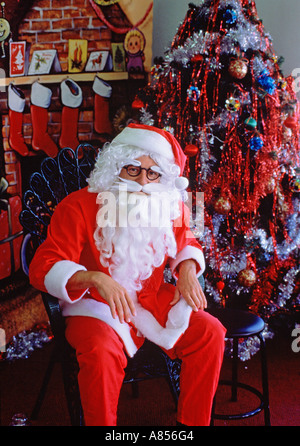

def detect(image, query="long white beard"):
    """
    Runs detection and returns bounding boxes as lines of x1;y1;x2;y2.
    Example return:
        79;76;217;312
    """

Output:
93;179;181;294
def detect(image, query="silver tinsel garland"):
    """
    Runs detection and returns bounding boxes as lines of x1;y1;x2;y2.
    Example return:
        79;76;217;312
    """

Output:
3;326;51;361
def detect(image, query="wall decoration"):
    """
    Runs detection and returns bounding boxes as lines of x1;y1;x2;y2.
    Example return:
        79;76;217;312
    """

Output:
0;2;11;58
90;0;153;72
68;39;88;73
85;50;112;72
111;43;126;72
28;49;61;75
93;0;120;4
124;28;145;73
9;41;27;77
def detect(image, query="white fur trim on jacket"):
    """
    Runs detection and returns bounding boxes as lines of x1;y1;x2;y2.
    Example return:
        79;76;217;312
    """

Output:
60;79;83;108
131;293;192;351
92;76;112;98
31;81;52;108
8;84;25;113
60;298;139;357
169;245;206;279
44;260;87;303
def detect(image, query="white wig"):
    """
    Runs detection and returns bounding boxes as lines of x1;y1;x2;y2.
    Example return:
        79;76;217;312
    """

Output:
87;141;181;193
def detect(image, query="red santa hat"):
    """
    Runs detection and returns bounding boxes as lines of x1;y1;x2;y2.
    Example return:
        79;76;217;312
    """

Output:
112;123;188;190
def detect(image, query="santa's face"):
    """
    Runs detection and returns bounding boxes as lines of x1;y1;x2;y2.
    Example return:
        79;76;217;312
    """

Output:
119;156;161;190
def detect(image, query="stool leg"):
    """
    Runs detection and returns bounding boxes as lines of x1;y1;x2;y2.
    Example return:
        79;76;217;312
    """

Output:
258;334;271;426
231;338;238;402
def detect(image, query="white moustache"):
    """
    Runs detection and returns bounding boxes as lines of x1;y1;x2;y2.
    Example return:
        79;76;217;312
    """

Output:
110;177;172;194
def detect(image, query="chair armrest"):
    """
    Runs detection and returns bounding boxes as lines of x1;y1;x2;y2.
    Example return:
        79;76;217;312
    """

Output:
41;292;66;341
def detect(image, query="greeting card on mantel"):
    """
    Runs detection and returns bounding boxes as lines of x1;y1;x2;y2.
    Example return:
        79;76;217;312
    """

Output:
28;49;61;75
68;39;88;73
9;41;28;77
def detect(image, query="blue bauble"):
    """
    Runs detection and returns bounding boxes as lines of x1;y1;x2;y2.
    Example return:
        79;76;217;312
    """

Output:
223;8;237;24
257;70;276;95
250;136;264;151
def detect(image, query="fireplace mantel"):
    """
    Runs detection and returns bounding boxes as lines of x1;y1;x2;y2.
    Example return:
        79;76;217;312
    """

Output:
0;71;130;88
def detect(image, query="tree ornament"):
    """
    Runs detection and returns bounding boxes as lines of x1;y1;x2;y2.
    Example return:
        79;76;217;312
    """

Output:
184;144;199;157
249;135;264;151
290;169;300;193
187;85;200;102
257;69;276;95
131;96;144;109
217;280;226;307
228;57;249;80
225;96;241;112
237;268;257;287
217;280;225;292
244;116;257;129
284;115;298;129
277;77;287;91
191;54;203;63
223;8;237;25
264;177;276;194
214;196;231;214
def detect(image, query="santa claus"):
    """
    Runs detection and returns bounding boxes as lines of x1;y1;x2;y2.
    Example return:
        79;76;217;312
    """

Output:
29;124;226;426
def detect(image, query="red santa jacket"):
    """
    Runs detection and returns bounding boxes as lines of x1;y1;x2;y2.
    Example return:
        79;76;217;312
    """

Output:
29;187;205;357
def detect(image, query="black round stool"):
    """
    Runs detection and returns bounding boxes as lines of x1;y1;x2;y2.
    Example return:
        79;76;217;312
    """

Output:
207;307;271;426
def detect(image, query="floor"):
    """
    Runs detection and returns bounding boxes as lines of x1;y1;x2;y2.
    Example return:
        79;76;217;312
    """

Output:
1;332;299;427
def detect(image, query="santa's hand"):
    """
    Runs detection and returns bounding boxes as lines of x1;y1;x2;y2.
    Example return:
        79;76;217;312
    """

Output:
93;272;137;324
170;259;207;311
67;270;136;324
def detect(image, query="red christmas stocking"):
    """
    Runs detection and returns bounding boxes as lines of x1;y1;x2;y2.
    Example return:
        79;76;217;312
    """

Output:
92;77;113;134
30;81;58;157
59;79;83;150
8;84;29;156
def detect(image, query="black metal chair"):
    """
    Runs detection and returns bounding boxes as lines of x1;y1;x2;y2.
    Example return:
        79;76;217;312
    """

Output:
19;145;181;426
20;145;271;426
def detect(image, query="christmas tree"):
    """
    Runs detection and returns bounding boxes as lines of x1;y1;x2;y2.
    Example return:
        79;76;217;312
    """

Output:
136;0;300;355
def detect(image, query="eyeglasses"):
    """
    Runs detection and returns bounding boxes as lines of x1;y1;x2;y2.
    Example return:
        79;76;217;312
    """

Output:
123;165;161;181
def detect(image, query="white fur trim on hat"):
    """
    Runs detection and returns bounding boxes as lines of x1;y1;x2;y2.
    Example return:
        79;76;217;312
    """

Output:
31;81;52;108
113;126;175;162
92;76;112;98
8;84;26;113
61;79;83;108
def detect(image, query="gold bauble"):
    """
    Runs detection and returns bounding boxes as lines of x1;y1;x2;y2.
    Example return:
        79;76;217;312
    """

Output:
237;269;257;287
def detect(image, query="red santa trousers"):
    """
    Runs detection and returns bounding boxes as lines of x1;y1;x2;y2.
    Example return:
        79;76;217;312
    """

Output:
65;310;226;426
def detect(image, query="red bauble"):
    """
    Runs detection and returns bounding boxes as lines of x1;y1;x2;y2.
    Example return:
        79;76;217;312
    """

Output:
184;144;199;157
214;196;231;214
191;54;203;63
284;115;298;129
131;97;144;109
228;57;248;80
217;280;225;292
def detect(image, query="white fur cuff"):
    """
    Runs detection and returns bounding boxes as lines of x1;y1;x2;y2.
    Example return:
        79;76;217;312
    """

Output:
169;245;205;280
44;260;87;303
31;81;52;108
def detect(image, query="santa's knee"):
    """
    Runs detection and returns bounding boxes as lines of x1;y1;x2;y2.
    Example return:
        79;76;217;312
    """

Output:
75;328;127;373
190;311;226;352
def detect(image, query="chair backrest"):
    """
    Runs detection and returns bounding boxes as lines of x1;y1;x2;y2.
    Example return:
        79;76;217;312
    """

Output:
19;144;97;250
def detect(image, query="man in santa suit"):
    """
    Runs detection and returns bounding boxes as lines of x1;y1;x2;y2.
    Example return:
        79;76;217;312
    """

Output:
29;124;226;426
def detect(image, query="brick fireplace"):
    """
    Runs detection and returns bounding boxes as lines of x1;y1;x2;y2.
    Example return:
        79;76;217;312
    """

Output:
0;0;151;341
0;0;149;196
